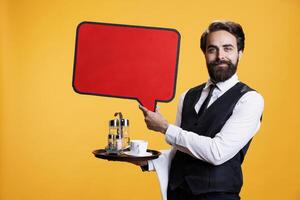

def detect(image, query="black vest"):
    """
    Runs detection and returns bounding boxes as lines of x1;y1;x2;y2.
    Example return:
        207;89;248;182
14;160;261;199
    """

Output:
168;82;254;195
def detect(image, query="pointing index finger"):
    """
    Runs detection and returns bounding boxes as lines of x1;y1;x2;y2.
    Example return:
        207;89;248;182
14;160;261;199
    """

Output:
139;104;149;116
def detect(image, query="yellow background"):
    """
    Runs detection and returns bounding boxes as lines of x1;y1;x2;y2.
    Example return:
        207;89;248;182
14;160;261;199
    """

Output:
1;0;299;199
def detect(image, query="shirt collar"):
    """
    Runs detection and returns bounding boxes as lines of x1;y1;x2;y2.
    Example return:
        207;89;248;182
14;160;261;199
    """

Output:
204;73;239;92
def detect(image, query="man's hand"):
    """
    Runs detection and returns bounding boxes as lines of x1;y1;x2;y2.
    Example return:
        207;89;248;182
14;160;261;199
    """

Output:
139;105;169;134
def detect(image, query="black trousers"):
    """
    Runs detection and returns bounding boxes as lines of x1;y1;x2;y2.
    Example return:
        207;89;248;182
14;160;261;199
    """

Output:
167;184;240;200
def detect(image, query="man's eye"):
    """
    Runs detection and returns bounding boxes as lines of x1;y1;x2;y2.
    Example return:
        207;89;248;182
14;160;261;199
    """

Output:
224;47;233;52
207;48;216;53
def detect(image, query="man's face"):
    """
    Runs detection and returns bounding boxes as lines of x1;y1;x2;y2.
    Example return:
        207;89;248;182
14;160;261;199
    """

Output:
204;30;242;83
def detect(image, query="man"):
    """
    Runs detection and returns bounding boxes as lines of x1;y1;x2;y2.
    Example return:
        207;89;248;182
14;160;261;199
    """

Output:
137;20;264;200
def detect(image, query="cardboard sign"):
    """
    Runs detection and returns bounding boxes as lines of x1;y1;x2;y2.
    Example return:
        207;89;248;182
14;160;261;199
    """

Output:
73;22;180;111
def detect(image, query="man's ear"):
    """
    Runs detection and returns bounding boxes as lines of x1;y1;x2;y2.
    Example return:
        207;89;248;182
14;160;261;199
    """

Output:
238;51;243;60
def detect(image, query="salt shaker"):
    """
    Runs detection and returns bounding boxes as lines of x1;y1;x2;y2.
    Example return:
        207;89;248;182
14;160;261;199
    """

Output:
121;119;130;149
107;133;114;150
115;134;122;151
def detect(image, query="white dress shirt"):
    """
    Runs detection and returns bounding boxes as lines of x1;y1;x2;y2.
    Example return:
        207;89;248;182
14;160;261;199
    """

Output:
148;74;264;200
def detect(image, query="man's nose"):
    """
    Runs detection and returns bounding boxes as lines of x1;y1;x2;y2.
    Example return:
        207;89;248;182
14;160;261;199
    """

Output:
217;50;226;60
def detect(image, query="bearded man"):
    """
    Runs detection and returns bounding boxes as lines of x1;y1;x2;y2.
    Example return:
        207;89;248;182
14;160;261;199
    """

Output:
138;20;264;200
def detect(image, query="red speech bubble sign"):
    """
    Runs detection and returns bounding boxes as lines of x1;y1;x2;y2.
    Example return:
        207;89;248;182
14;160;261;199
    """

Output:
73;22;180;111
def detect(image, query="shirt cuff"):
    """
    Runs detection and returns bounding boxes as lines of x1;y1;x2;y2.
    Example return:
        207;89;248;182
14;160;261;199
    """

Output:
165;124;182;146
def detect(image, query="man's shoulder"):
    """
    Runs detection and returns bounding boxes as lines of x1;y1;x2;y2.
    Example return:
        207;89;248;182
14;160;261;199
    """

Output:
240;89;264;104
237;83;264;113
178;83;207;104
239;82;264;99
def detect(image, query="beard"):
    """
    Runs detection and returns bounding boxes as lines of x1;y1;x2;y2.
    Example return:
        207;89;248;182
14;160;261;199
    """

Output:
206;59;238;83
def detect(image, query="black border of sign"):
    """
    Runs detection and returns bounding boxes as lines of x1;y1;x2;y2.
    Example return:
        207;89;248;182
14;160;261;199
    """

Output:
72;21;181;111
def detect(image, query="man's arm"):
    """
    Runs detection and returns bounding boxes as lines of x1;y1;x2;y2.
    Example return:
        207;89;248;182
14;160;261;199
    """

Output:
140;91;264;166
137;92;187;171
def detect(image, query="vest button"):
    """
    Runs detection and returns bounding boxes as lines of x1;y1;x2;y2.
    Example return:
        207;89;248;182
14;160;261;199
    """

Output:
194;122;198;126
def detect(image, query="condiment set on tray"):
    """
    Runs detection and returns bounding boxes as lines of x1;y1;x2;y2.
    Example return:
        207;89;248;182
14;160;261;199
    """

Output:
93;112;161;161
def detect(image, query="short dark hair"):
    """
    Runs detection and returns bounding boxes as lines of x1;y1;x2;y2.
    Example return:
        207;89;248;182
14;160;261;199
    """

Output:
200;20;245;53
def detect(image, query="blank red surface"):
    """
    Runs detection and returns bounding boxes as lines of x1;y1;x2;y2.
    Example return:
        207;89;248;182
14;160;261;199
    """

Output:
73;22;180;111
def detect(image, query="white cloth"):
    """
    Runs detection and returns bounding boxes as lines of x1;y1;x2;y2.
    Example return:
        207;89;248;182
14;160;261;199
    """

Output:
148;74;264;200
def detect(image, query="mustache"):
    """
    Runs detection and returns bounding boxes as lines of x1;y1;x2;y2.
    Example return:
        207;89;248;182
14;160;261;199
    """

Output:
210;60;231;66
